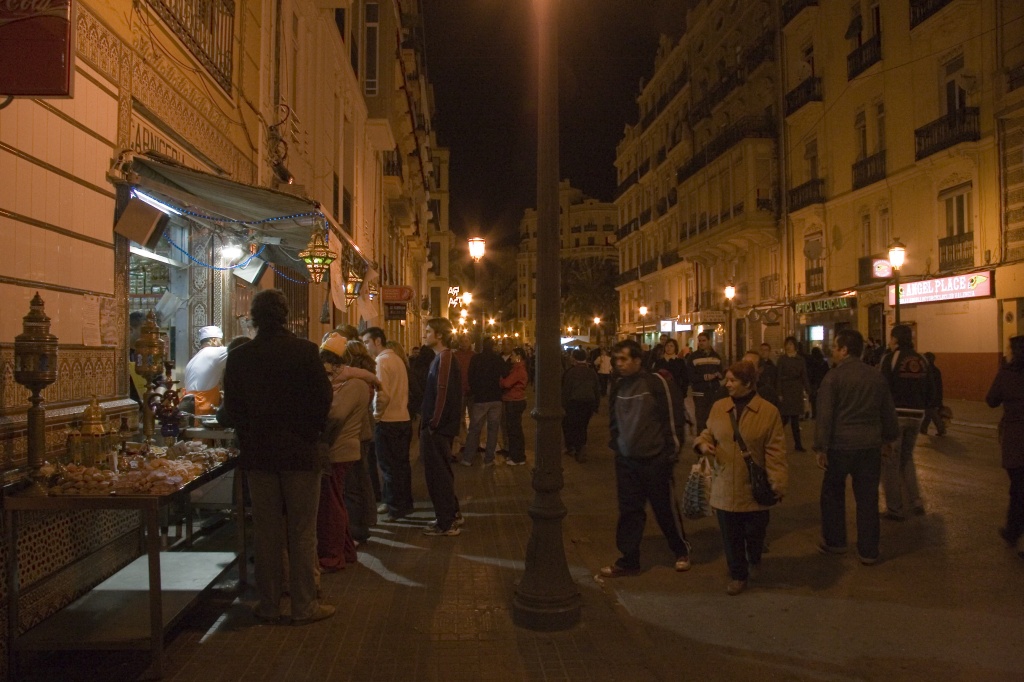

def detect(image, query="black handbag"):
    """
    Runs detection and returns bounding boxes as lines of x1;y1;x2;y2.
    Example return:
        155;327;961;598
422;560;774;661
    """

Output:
730;410;778;507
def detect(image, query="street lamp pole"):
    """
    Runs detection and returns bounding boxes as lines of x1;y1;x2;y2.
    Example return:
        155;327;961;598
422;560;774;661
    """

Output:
469;237;486;351
724;283;736;364
639;305;648;346
888;237;906;327
513;0;580;631
593;316;601;345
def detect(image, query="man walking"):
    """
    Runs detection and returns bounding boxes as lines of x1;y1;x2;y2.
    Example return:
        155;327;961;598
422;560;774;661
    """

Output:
460;337;505;466
453;335;476;456
562;348;601;462
687;331;723;432
420;318;463;536
361;326;414;521
814;329;899;565
880;324;933;520
221;289;334;623
757;343;779;406
601;340;691;577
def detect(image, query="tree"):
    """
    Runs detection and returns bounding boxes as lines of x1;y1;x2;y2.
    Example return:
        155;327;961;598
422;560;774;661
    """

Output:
561;257;618;338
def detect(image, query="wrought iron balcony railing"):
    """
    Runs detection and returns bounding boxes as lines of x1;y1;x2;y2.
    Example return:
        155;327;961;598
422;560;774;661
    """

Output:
676;115;775;185
760;273;780;300
910;0;955;29
915;107;980;160
938;231;974;271
639;208;653;226
785;76;823;116
148;0;235;93
789;178;826;211
639;257;660;276
805;266;825;294
382;149;403;178
848;33;882;80
616;170;639;199
782;0;819;28
661;251;682;268
852;150;886;190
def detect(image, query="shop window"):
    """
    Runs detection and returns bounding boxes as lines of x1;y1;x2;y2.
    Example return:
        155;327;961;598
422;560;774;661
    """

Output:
274;264;309;340
876;101;886;152
855;110;867;160
941;183;973;237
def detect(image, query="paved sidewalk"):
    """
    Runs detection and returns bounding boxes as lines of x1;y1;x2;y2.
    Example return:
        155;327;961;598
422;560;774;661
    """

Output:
21;392;1024;681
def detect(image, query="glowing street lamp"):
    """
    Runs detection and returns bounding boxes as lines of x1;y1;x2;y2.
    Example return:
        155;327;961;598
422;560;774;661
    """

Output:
724;282;736;363
638;305;648;344
468;236;486;262
889;237;906;326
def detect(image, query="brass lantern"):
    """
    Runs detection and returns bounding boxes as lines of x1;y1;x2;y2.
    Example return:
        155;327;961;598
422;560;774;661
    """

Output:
343;253;364;305
13;293;59;494
134;311;164;446
299;228;337;284
79;396;108;467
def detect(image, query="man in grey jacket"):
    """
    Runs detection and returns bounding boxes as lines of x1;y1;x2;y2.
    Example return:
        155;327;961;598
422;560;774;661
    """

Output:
814;329;899;565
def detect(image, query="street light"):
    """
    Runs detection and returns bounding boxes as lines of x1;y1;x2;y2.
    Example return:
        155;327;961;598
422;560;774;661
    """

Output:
593;316;601;345
468;237;486;351
724;282;736;363
638;305;648;345
888;237;906;326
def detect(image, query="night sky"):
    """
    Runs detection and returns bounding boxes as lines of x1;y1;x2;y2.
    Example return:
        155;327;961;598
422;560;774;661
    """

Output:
423;1;691;247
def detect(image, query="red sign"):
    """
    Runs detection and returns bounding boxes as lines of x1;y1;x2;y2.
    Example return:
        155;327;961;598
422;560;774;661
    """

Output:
0;0;76;97
888;270;994;306
381;286;414;304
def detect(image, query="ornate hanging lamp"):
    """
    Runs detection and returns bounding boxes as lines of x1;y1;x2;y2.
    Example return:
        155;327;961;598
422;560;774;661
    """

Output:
299;226;336;283
343;250;364;305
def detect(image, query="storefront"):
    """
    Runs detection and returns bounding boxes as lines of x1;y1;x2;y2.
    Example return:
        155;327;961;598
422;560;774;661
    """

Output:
794;293;858;355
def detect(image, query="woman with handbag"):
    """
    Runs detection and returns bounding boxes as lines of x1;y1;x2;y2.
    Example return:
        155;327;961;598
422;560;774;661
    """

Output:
695;360;788;595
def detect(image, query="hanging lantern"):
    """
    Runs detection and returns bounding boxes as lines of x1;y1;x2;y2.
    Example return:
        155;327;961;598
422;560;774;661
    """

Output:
299;228;336;283
343;253;364;305
134;311;164;378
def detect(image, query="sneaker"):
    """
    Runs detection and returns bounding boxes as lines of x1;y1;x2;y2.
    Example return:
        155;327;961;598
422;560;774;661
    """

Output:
817;541;848;555
857;553;880;566
376;503;388;514
433;513;465;528
386;509;413;522
599;563;640;578
459;460;473;467
291;604;335;626
506;459;526;466
674;555;691;572
726;579;747;596
880;510;906;522
422;522;461;536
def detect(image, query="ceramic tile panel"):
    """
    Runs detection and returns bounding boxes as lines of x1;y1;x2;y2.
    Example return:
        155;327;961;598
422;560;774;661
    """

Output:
14;156;30;217
13;221;30;280
0;346;118;413
0;148;15;209
58;121;74;175
0;218;13;274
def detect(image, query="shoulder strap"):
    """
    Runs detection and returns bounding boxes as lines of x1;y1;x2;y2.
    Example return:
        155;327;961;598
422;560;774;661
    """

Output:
729;408;749;452
652;371;680;453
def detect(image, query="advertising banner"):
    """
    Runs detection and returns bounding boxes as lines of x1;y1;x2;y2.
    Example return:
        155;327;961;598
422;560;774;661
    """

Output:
888;271;994;306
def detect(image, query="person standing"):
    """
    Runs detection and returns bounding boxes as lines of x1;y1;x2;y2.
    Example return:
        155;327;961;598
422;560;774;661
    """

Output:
695;360;787;595
919;351;947;436
806;346;830;419
879;324;933;520
600;340;691;577
986;335;1024;558
777;336;810;452
756;343;779;406
596;347;613;398
687;332;723;433
500;348;529;466
361;327;414;521
562;348;601;462
220;289;334;624
653;339;689;396
182;326;229;415
419;318;463;535
452;335;476;456
814;329;899;565
460;337;506;466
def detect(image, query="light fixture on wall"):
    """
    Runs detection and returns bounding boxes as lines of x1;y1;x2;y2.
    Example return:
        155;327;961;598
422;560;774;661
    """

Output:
299;227;336;284
343;251;365;304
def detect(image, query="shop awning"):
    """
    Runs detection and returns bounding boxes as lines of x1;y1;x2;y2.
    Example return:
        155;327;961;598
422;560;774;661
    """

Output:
112;153;371;280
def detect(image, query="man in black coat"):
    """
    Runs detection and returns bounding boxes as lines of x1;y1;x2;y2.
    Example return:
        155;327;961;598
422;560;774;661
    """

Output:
460;337;507;466
220;289;333;624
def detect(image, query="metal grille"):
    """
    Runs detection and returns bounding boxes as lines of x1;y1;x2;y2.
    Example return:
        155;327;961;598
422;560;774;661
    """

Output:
147;0;235;94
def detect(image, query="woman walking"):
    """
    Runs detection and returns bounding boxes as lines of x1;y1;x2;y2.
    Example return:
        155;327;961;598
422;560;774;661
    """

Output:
500;347;529;465
777;336;809;451
986;335;1024;559
695;360;787;595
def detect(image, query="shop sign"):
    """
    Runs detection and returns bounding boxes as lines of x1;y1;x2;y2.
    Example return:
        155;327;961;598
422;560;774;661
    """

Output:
795;296;857;315
0;0;75;97
447;286;466;309
660;320;674;333
385;303;407;321
130;114;211;171
381;285;414;304
699;310;726;324
888;270;994;306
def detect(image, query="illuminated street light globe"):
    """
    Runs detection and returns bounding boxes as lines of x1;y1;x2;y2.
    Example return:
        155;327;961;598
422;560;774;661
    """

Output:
462;291;473;306
639;305;648;317
724;283;736;300
468;237;486;262
593;316;601;325
888;237;906;270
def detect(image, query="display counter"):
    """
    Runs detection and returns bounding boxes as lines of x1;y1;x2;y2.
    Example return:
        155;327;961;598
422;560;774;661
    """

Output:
5;459;246;679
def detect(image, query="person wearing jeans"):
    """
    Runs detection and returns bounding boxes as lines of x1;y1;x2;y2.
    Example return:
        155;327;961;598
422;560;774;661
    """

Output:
986;335;1024;556
461;338;507;466
500;348;529;465
419;318;463;535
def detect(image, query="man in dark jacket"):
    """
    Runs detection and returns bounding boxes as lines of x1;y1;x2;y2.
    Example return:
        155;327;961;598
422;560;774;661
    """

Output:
601;340;691;578
879;324;934;520
562;348;602;462
814;329;899;565
919;351;946;436
419;317;463;536
687;331;724;432
756;343;779;405
460;337;506;466
220;289;334;624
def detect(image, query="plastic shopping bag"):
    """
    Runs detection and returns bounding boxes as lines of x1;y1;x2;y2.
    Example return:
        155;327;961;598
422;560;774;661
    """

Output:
681;456;713;520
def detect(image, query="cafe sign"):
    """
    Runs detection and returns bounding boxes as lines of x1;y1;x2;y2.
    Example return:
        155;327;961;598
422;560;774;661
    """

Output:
888;270;994;306
795;295;857;315
0;0;76;97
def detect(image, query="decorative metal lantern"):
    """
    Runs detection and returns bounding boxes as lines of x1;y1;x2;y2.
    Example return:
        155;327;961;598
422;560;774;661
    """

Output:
299;228;337;283
13;293;59;494
343;254;364;305
134;311;164;446
79;396;108;467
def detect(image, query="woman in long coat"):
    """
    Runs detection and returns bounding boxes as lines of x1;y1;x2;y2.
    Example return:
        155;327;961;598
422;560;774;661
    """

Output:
776;336;809;451
695;360;787;595
987;335;1024;558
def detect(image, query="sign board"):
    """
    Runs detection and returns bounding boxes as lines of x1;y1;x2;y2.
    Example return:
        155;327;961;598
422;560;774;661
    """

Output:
872;259;893;278
0;0;75;97
385;303;407;321
130;114;211;171
659;320;674;333
794;295;857;315
674;322;691;332
699;310;726;324
888;270;994;306
381;285;414;304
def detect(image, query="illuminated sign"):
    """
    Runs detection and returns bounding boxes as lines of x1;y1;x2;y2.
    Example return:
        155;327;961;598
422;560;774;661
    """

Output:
888;271;994;306
872;259;893;278
660;320;674;332
447;286;463;308
795;296;857;315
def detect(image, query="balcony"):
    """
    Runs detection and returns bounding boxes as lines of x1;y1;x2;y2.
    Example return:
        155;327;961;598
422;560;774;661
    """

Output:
785;76;823;117
661;250;682;268
668;187;678;207
148;0;235;93
615;170;639;199
615;218;639;241
676;115;775;185
382;149;403;178
1008;63;1024;93
805;266;825;294
938;231;974;271
756;195;775;213
915;107;980;160
638;208;653;226
689;72;742;126
910;0;955;29
788;178;826;211
638;158;651;177
847;33;882;80
655;198;668;217
617;268;640;286
760;273;780;300
852;150;886;190
782;0;819;28
639;257;660;276
744;32;776;74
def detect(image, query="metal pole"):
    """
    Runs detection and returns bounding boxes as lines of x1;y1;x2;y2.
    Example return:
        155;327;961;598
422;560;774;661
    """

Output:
513;0;580;631
894;267;901;326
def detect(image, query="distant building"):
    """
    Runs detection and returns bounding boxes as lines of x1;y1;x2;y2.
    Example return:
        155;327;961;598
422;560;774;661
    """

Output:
516;181;618;342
